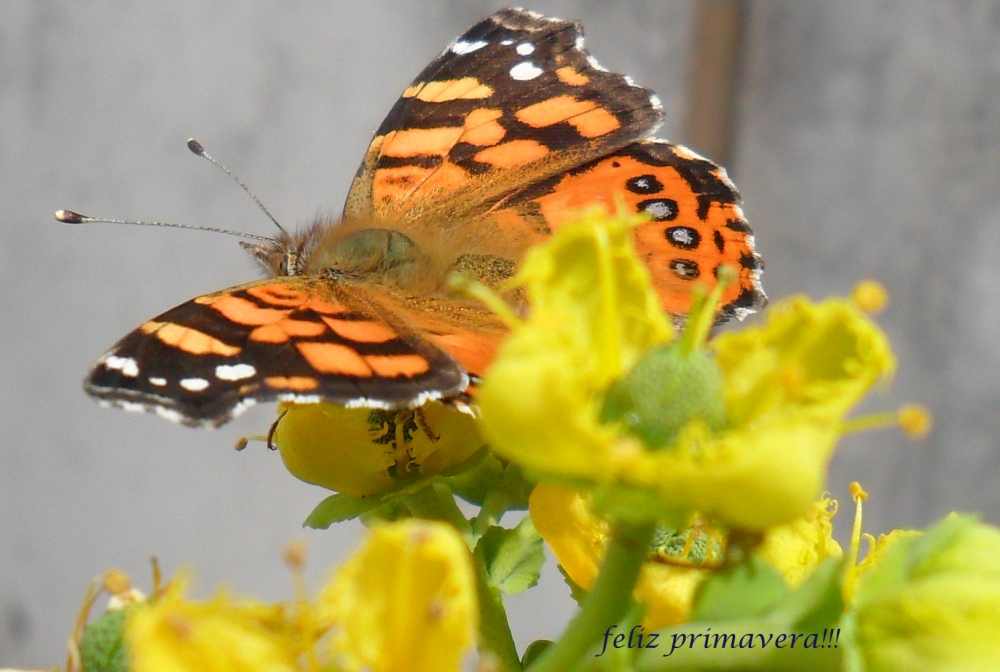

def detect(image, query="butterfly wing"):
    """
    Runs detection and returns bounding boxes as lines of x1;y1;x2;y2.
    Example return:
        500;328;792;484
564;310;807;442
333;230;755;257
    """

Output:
343;8;663;228
85;278;482;427
487;139;767;321
342;8;763;324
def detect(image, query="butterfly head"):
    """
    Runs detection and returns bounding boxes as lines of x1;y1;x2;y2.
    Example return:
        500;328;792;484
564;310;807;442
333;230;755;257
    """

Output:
240;225;324;278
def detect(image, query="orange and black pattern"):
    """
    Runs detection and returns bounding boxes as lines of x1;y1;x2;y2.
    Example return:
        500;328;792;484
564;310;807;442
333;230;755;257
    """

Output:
80;8;765;427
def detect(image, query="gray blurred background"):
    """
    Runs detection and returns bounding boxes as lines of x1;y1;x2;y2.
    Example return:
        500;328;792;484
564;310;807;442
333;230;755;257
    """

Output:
3;1;999;666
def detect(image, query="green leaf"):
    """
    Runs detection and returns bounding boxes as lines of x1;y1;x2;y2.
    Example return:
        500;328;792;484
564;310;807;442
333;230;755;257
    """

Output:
692;555;789;621
522;639;554;668
769;558;845;632
475;517;545;595
558;563;589;605
79;608;130;672
303;492;382;529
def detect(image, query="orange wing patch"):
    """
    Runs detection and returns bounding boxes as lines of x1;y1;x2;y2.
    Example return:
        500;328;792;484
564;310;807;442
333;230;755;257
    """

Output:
139;321;241;356
490;140;765;321
402;78;494;102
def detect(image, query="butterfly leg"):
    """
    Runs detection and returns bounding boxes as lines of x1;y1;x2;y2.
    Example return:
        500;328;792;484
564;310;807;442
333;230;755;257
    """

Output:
266;409;289;451
414;406;440;442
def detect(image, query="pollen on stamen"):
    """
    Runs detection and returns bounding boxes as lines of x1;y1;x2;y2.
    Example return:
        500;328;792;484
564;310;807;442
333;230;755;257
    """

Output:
849;481;868;502
283;539;307;571
897;404;932;438
852;280;889;314
102;569;132;596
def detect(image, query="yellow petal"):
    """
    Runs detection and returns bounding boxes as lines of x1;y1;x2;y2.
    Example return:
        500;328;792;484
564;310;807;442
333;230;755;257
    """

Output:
529;484;707;630
758;498;843;587
319;520;478;672
478;211;671;481
127;577;298;672
273;402;482;497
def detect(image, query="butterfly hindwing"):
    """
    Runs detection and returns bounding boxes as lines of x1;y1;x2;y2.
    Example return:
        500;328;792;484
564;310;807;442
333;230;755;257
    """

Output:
485;139;766;321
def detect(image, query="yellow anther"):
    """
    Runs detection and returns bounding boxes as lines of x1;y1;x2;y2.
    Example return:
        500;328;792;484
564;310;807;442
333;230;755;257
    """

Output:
102;569;132;596
852;280;889;314
898;404;932;438
850;481;868;502
283;538;308;571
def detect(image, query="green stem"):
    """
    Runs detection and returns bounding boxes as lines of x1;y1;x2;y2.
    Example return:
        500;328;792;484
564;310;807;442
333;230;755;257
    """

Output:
473;489;511;539
474;546;523;671
528;521;656;672
401;481;471;536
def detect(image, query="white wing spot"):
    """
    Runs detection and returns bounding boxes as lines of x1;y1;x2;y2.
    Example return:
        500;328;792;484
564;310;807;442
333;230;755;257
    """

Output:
215;363;257;381
278;393;322;405
451;39;488;55
105;355;139;378
500;39;514;46
148;377;167;387
510;61;543;81
670;227;695;245
645;201;675;219
516;42;535;55
180;377;210;392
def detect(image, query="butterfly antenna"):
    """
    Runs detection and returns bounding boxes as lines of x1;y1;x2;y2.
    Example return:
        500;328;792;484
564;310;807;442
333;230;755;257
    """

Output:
186;138;288;236
53;209;277;243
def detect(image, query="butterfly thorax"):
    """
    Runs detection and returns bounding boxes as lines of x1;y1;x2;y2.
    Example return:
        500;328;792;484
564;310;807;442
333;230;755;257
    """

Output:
243;217;465;296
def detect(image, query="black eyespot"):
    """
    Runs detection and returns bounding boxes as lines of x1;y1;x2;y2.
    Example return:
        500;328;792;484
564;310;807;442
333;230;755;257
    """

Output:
611;160;621;168
669;259;700;280
626;174;664;194
664;226;700;250
637;198;678;221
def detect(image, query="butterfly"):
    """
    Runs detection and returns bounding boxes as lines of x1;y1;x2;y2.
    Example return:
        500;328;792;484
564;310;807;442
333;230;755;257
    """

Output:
60;8;765;428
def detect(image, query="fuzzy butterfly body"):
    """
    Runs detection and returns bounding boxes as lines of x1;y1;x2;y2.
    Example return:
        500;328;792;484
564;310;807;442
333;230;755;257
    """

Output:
80;8;765;427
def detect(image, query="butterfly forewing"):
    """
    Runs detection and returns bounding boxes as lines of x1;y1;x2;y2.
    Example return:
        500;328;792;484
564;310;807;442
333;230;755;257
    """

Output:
86;278;469;427
343;9;664;223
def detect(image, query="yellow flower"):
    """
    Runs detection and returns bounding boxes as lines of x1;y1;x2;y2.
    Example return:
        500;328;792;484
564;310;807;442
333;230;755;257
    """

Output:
273;401;483;497
319;520;478;672
477;210;672;482
479;211;895;531
843;515;1000;671
631;296;893;530
532;484;848;630
528;483;706;630
127;575;298;672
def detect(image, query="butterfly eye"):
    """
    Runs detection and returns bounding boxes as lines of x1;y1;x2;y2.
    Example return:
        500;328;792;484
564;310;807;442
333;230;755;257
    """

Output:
283;251;300;276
